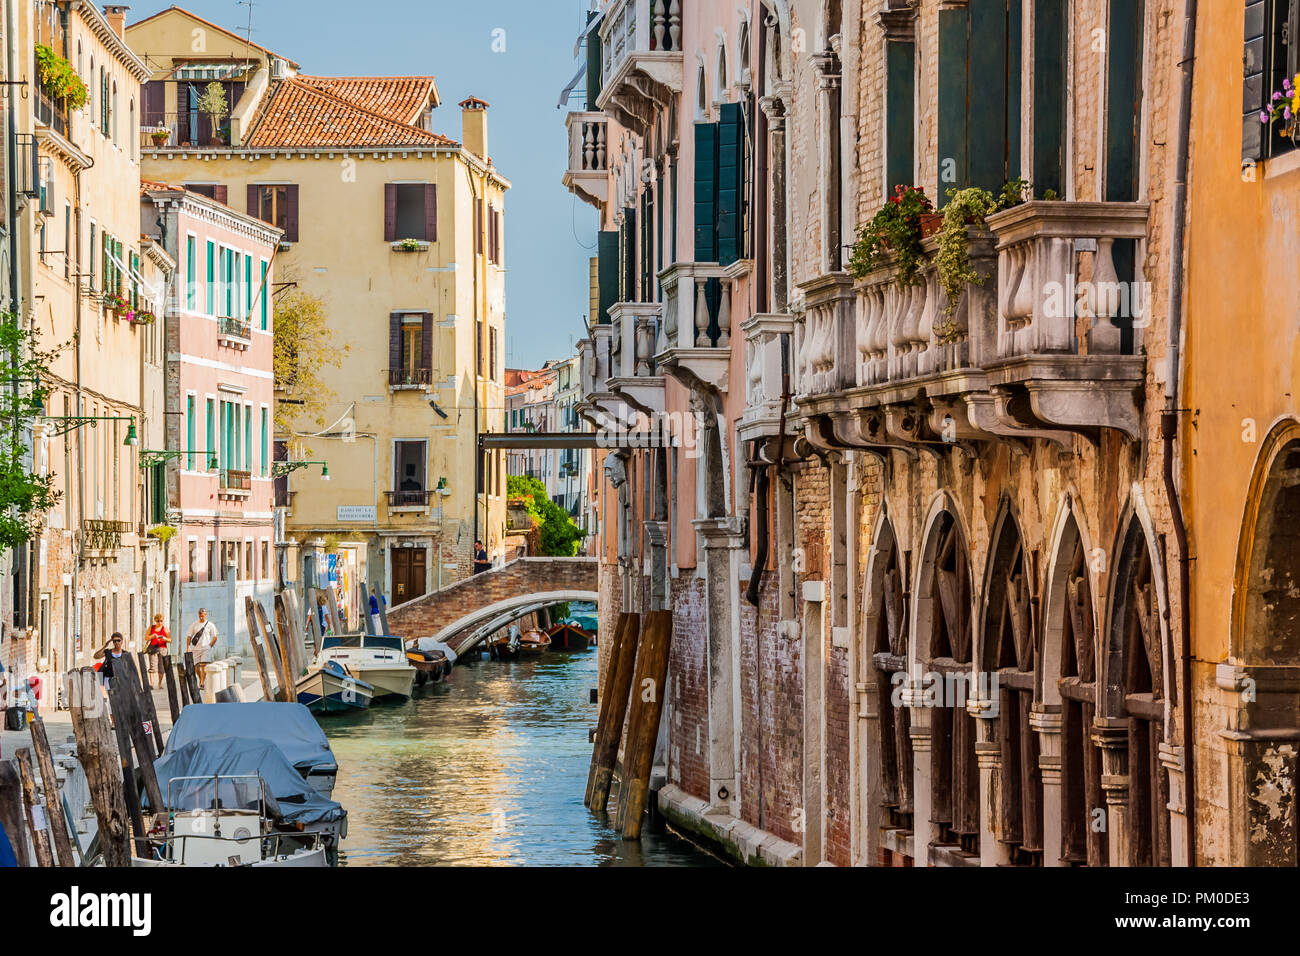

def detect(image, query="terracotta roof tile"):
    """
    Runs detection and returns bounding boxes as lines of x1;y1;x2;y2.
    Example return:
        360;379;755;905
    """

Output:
244;77;457;149
294;75;438;124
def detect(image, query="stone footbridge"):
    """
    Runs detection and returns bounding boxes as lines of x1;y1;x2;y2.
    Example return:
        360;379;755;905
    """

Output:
387;557;598;654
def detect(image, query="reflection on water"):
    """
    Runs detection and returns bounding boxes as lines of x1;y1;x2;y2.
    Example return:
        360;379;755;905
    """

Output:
322;647;720;866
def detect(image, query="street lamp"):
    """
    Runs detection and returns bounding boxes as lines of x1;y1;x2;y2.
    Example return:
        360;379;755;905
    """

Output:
138;448;220;470
272;459;329;479
40;413;139;443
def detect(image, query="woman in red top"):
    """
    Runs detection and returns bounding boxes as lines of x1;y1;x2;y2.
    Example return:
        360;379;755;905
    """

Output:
146;613;170;688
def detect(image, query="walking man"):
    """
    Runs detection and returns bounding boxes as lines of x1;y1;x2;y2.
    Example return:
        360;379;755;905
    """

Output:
185;608;219;690
473;539;491;575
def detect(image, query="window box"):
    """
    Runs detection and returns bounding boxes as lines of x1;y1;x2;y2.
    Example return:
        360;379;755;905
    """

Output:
392;239;430;252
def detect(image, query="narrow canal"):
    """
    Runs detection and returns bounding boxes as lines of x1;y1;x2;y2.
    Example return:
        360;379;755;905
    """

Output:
320;645;721;866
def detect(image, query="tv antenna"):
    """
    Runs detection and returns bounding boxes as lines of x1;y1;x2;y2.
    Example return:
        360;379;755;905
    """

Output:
236;0;256;47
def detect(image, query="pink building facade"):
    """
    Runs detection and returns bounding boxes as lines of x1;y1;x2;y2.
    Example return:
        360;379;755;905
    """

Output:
141;184;281;656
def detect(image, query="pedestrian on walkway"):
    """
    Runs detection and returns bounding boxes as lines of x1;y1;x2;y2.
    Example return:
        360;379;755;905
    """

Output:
93;633;127;690
369;591;386;633
146;613;170;688
185;608;218;687
473;539;491;574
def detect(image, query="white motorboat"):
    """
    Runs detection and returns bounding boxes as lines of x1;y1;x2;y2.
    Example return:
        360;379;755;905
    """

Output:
297;659;375;715
135;774;328;867
316;634;415;701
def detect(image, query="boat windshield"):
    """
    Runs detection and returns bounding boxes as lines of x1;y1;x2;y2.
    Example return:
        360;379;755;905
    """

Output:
321;635;404;651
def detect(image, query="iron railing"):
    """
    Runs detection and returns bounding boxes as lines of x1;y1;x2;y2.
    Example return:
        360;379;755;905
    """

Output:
388;367;432;387
219;315;251;340
386;490;433;507
220;469;252;491
82;519;131;551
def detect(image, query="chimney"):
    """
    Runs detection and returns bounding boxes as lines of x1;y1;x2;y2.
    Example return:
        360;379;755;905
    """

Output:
103;5;129;40
459;96;489;161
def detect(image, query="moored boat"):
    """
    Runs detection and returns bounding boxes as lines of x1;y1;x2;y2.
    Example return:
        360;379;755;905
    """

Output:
316;634;416;701
489;630;521;661
406;648;450;685
518;628;551;653
297;660;374;714
547;621;591;651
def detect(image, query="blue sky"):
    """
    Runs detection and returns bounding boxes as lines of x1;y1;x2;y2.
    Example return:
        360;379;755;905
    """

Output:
132;0;598;368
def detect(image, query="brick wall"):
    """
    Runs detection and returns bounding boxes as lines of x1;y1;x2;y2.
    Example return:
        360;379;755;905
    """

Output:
667;573;710;801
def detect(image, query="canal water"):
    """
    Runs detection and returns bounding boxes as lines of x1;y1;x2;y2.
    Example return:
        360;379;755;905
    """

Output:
320;645;721;866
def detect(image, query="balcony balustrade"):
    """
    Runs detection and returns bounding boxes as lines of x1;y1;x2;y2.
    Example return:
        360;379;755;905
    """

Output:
218;314;251;348
575;323;640;430
563;112;609;209
608;301;664;414
140;112;232;151
597;0;683;137
793;201;1151;453
81;519;131;557
219;469;252;500
388;367;432;389
738;312;797;446
386;490;433;509
655;260;745;395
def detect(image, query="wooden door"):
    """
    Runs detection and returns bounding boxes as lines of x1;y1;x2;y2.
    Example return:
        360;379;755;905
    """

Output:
391;548;427;604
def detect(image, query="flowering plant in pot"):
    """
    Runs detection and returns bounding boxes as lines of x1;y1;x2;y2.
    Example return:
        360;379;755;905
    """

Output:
35;44;88;109
1260;73;1300;143
847;184;933;287
150;124;170;146
933;179;1030;333
102;291;129;316
132;309;156;325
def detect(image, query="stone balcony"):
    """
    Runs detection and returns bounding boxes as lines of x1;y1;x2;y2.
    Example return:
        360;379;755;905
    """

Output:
654;260;746;396
575;324;640;430
738;312;797;449
563;112;609;210
794;201;1151;454
607;301;664;415
596;0;683;138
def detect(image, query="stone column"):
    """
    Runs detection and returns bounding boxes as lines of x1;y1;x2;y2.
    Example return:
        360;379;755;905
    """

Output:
1094;718;1131;866
759;92;789;312
694;515;745;819
1032;707;1065;866
1158;742;1188;866
856;677;883;864
812;53;842;274
906;685;933;865
973;696;1012;866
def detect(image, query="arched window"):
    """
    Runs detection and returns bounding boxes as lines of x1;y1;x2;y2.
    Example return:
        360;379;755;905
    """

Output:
111;80;118;144
716;43;728;99
1049;519;1107;865
129;98;135;161
738;21;751;85
920;509;979;856
696;63;708;118
865;520;912;846
981;508;1042;865
1109;518;1170;866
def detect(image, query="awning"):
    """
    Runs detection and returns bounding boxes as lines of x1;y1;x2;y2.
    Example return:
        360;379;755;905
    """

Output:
172;62;254;81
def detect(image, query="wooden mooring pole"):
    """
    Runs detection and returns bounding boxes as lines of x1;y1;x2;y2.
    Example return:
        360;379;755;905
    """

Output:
14;748;54;867
163;653;181;721
0;758;30;866
29;718;77;866
616;609;673;840
585;612;638;812
67;667;131;866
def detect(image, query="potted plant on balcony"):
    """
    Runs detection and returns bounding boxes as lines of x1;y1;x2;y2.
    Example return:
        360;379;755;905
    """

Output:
1260;72;1300;143
102;291;129;318
132;308;156;326
35;44;88;109
150;124;170;147
848;184;933;287
933;179;1029;333
196;81;229;146
398;237;422;252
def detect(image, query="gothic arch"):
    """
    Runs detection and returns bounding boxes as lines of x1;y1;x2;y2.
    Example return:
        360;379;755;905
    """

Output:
1233;418;1300;664
1103;496;1173;866
1042;494;1107;865
979;498;1042;863
914;495;979;855
861;510;913;853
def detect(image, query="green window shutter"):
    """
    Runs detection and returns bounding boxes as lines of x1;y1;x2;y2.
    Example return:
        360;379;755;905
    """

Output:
937;8;970;204
186;397;195;471
260;260;268;329
717;103;743;266
151;463;166;523
968;0;1012;192
597;230;619;324
260;408;268;476
885;40;916;195
1033;0;1068;197
245;406;252;472
693;122;719;261
245;256;253;316
1104;0;1144;202
206;241;215;315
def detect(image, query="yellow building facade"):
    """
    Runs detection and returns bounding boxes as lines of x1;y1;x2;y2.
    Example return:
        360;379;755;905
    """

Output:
1184;0;1300;865
126;7;508;610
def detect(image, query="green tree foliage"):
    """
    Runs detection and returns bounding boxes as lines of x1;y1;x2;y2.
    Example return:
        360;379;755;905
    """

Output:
507;474;587;557
273;286;345;432
0;319;62;551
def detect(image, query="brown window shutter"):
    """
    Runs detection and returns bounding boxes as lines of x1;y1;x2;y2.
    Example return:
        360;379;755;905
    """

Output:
424;184;437;242
284;184;299;241
389;312;402;372
420;312;434;372
384;183;397;241
474;199;483;254
247;184;259;218
213;184;228;205
494;210;502;262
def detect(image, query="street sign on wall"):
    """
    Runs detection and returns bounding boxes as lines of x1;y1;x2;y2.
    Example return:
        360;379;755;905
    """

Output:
337;506;377;521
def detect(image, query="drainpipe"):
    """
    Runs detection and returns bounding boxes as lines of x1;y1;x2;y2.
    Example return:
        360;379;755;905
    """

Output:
1162;0;1198;867
462;161;481;555
745;458;769;606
